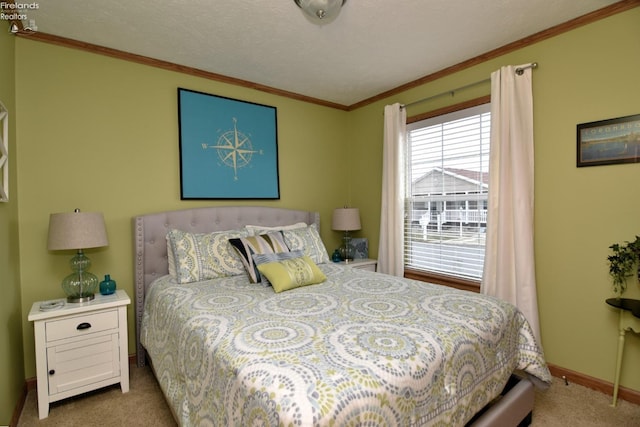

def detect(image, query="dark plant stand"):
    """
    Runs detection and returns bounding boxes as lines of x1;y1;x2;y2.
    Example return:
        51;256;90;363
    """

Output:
605;298;640;406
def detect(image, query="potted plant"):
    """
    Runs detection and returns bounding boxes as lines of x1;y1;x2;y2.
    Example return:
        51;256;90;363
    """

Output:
608;236;640;296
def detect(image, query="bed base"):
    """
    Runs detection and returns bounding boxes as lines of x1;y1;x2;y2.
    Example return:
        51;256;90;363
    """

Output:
467;375;534;427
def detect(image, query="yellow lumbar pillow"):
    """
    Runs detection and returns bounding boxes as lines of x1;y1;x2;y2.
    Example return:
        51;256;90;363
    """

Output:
257;256;326;293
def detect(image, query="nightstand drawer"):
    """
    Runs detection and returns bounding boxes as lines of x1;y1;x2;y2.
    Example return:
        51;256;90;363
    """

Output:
46;310;118;342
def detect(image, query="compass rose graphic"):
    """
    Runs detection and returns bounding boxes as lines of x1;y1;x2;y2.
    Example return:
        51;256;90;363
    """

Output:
202;118;262;180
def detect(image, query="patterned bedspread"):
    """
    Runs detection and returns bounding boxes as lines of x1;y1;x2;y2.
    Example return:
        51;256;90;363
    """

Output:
141;263;551;426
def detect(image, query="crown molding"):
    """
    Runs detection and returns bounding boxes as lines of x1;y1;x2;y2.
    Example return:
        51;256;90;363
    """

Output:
15;0;639;111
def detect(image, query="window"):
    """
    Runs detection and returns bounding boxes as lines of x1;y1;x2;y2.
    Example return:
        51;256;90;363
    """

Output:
405;104;490;284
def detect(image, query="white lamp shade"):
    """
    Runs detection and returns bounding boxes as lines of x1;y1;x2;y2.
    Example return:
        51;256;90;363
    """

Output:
332;208;361;231
47;211;109;250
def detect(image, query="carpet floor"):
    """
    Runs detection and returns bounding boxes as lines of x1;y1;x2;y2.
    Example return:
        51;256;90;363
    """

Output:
16;364;640;426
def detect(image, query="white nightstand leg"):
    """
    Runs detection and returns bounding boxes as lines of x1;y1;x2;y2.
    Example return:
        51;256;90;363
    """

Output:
118;305;130;393
33;321;49;419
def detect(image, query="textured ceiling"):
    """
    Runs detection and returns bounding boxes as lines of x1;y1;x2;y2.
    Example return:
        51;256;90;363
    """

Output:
21;0;620;107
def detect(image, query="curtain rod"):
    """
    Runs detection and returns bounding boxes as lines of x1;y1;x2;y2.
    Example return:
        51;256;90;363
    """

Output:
401;62;538;109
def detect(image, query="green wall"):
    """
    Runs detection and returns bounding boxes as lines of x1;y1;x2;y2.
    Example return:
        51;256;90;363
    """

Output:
15;40;350;379
0;23;24;426
10;5;640;413
350;8;640;391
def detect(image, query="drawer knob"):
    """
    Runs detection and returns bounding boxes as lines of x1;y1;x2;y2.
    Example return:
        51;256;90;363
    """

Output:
76;322;92;330
49;369;55;375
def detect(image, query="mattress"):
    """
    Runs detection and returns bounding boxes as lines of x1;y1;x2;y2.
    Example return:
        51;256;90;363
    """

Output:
141;263;550;426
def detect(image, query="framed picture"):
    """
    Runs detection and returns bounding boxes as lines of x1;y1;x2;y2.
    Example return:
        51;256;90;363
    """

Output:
577;114;640;167
351;238;369;259
178;88;280;199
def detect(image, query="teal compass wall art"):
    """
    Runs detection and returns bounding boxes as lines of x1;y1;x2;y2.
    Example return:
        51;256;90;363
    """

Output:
178;88;280;199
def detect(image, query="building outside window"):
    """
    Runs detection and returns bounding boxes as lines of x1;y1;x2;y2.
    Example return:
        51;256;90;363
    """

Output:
405;103;490;282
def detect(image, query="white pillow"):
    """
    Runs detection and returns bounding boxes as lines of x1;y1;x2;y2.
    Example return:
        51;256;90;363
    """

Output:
245;222;308;236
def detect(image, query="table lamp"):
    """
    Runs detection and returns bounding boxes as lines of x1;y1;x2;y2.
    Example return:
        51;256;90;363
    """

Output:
47;209;109;303
332;207;361;262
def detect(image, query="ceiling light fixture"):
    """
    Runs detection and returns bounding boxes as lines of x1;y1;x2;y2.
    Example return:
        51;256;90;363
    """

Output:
294;0;347;24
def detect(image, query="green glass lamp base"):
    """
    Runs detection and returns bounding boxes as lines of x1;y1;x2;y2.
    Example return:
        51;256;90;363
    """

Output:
339;232;355;261
61;250;99;303
66;293;96;303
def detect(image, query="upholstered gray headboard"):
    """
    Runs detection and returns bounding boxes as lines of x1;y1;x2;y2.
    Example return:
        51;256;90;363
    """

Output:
133;206;320;366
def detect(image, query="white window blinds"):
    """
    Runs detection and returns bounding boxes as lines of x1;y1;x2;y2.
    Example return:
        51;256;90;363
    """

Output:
405;104;490;280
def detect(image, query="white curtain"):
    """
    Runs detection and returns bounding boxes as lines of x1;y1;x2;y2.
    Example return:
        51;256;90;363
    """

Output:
481;64;541;343
378;103;406;276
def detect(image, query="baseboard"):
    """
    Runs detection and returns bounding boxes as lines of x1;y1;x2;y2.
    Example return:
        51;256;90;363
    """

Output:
8;382;27;427
548;363;640;405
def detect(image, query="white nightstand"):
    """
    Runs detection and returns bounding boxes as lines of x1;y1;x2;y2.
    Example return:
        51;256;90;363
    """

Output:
338;258;377;272
28;289;131;419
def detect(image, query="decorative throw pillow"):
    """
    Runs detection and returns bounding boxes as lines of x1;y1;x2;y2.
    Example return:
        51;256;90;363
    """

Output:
282;223;330;264
252;250;305;284
229;232;290;283
257;256;327;293
166;228;248;284
245;222;308;236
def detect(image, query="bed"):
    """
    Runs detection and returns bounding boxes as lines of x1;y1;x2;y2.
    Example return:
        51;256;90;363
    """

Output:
134;206;551;426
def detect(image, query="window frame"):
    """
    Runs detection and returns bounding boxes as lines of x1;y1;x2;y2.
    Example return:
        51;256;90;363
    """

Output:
404;96;490;292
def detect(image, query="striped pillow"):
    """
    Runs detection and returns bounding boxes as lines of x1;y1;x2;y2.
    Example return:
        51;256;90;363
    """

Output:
229;232;290;283
252;250;304;285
